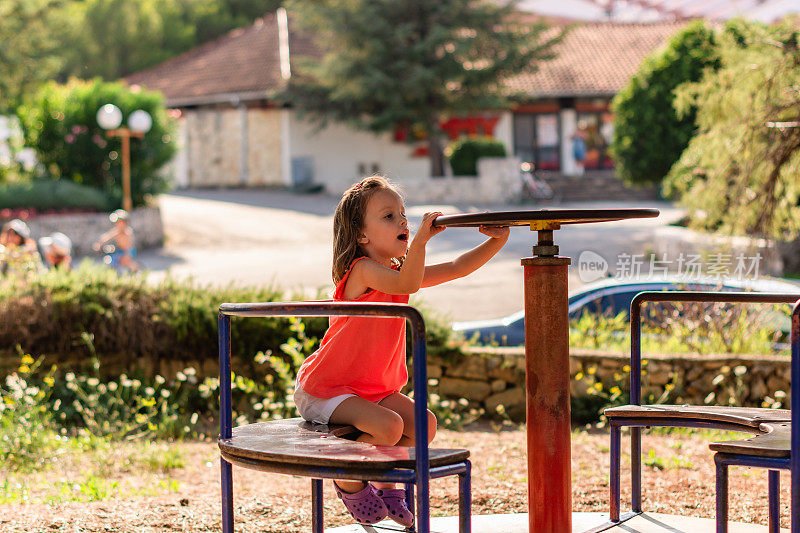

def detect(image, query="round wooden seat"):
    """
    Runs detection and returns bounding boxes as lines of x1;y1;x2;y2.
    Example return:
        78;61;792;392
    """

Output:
605;404;791;428
218;418;470;473
710;422;791;459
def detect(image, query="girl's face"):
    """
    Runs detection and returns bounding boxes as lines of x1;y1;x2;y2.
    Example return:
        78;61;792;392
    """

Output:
358;189;409;262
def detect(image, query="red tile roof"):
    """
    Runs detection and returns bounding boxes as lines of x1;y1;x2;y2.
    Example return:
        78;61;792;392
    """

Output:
126;12;317;107
507;20;688;97
126;14;686;106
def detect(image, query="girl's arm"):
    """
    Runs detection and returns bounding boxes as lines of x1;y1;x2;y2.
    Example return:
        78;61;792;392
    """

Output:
92;228;119;250
421;226;509;288
347;212;445;296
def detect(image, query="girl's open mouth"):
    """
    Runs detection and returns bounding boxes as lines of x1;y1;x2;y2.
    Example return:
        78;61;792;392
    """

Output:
397;233;408;241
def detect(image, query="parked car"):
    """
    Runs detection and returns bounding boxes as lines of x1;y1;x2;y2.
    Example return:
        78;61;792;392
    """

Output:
452;276;800;347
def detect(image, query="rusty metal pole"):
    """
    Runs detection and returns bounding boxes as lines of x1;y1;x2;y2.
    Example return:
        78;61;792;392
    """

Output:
521;225;571;533
107;127;138;213
121;130;132;213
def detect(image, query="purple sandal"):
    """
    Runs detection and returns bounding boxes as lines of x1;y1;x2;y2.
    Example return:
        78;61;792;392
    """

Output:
334;482;388;525
375;488;415;527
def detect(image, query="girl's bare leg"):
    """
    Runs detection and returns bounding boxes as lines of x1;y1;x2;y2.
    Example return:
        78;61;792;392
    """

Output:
377;392;437;446
328;396;405;493
370;392;437;489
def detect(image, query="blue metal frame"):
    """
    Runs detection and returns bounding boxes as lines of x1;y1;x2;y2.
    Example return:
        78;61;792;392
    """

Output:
217;301;472;533
714;299;800;533
608;291;800;523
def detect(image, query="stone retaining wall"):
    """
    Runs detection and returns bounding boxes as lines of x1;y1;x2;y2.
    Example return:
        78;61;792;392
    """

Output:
16;207;164;256
12;345;788;422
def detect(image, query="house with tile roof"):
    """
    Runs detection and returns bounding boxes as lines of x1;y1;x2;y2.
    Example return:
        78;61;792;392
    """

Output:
126;9;685;201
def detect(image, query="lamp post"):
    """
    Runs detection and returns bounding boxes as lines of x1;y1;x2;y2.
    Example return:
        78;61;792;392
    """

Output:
96;104;152;212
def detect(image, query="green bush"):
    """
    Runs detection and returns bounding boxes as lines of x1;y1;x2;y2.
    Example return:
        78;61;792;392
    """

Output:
16;78;176;208
446;136;506;176
0;262;325;379
610;20;719;186
0;179;111;210
0;262;465;386
0;264;475;441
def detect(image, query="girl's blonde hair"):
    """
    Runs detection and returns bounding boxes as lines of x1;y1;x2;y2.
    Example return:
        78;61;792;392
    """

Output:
332;175;403;284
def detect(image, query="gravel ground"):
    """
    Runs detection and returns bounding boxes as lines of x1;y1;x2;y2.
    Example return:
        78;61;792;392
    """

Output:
0;424;789;532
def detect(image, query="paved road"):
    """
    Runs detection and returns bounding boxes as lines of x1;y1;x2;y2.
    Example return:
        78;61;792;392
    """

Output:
140;189;683;321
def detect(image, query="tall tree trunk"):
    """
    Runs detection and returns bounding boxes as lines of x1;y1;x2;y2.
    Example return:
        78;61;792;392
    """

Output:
428;132;445;177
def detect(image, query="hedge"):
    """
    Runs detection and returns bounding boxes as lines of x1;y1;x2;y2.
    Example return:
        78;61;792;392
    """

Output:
0;179;111;211
446;136;507;176
0;262;463;379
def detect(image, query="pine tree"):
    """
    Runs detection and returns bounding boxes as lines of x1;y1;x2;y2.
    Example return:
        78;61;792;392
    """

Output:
283;0;563;177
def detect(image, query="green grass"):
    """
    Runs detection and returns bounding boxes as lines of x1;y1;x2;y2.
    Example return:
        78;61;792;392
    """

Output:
139;445;185;472
0;434;188;504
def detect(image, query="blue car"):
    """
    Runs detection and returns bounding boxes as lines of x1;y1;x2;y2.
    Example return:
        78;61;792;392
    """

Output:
452;276;800;346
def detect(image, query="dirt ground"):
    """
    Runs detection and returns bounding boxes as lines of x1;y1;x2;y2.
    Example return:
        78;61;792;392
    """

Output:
0;424;788;532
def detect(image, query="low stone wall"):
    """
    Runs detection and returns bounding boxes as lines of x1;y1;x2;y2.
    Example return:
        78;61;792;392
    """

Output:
399;157;521;204
426;346;790;421
13;344;788;423
17;207;164;256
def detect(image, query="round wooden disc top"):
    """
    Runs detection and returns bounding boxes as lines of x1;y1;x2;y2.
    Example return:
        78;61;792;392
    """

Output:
432;208;660;230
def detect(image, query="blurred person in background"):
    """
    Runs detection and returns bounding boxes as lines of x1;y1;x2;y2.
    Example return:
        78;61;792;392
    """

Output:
39;232;73;270
93;209;140;272
0;219;41;277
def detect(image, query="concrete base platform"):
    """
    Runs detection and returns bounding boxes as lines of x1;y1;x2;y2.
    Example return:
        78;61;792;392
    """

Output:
328;512;784;532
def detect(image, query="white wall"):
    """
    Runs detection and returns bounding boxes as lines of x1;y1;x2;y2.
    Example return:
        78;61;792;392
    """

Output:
287;113;515;197
494;111;514;153
162;107;516;200
287;115;430;195
168;117;190;188
559;108;580;176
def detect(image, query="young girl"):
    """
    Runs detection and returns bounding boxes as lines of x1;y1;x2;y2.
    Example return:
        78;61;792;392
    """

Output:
294;176;509;526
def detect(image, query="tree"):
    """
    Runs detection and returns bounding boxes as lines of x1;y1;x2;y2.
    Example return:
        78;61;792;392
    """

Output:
16;79;177;208
0;0;68;113
1;0;281;112
58;0;283;81
663;19;800;241
283;0;563;177
610;20;719;186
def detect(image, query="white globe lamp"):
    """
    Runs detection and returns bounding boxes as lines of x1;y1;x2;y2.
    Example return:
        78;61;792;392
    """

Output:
128;110;153;134
96;104;123;130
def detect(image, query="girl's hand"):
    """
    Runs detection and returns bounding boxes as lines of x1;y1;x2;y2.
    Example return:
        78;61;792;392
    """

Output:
479;225;510;239
411;212;446;246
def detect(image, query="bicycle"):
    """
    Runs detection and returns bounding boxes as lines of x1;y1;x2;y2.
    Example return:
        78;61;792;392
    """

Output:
519;162;558;204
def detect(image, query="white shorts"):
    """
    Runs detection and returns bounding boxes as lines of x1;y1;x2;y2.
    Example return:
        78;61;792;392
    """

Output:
294;382;356;425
